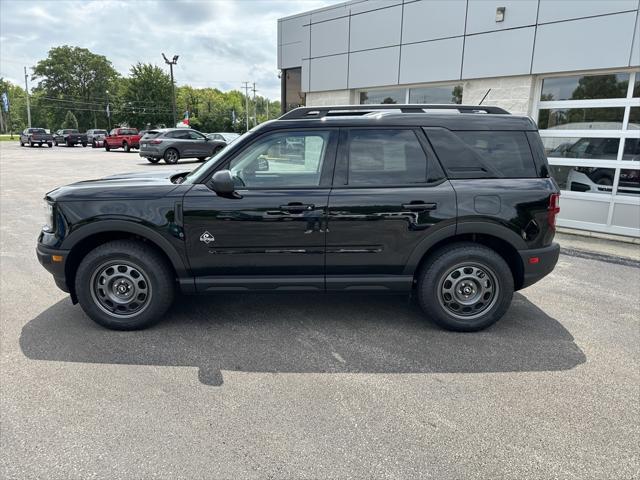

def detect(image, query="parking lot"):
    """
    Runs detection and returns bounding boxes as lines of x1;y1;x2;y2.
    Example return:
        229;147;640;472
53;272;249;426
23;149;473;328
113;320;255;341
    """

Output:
0;141;638;479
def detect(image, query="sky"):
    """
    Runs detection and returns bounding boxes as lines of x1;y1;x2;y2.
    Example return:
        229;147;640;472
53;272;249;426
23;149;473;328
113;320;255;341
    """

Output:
0;0;333;100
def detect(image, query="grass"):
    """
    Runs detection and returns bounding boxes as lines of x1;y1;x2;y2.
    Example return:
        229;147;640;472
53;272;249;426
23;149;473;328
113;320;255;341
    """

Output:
0;135;20;142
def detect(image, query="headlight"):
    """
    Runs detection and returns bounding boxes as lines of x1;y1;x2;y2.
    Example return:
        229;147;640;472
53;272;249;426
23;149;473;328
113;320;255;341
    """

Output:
42;201;54;232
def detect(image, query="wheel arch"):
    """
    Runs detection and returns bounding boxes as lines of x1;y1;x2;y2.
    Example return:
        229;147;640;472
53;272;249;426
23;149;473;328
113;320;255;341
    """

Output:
404;223;526;290
62;220;191;301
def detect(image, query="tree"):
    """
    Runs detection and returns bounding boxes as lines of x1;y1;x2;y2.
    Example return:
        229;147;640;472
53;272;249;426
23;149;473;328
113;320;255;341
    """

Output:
0;78;27;133
118;63;173;129
62;111;78;129
32;45;120;130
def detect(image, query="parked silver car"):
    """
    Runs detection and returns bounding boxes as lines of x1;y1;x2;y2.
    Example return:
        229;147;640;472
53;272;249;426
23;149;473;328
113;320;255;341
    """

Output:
86;129;108;148
139;128;226;164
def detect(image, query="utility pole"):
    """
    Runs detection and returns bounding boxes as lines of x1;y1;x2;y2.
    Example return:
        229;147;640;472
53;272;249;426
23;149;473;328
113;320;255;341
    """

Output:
242;81;250;132
162;53;179;127
266;99;269;120
23;66;31;128
252;82;257;127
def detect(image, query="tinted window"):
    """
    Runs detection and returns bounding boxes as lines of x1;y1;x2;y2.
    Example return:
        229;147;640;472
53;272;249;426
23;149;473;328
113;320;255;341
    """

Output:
427;129;537;178
359;89;405;105
537;107;625;130
188;130;205;140
30;128;46;134
409;85;462;104
165;130;190;139
540;74;629;101
542;137;620;160
345;130;427;186
229;131;330;188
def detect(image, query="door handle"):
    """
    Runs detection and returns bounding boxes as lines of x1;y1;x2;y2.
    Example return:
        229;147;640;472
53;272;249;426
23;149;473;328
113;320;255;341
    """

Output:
280;203;315;213
401;202;437;211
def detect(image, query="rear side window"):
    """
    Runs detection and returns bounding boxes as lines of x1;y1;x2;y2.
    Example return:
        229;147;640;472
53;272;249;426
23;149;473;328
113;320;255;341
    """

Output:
345;129;427;186
426;129;537;178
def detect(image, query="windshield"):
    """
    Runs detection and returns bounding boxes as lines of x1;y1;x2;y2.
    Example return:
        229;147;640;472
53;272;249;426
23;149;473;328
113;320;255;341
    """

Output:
183;129;256;184
64;129;79;133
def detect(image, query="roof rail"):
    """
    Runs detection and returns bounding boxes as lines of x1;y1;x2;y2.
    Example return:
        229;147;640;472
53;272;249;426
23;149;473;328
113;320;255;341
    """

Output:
279;104;510;120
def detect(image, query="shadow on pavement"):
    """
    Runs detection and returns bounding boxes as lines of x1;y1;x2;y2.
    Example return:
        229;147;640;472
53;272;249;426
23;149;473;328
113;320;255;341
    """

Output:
20;293;586;386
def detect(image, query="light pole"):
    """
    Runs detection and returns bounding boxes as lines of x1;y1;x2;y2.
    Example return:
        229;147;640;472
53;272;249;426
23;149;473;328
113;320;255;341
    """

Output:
105;90;111;130
162;53;179;126
24;66;31;128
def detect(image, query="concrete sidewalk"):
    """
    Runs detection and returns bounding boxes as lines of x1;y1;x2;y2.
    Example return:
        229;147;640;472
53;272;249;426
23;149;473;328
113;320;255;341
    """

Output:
555;228;640;266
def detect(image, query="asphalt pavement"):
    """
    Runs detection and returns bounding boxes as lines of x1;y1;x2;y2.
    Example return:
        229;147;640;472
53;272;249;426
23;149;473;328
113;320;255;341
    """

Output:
1;142;638;479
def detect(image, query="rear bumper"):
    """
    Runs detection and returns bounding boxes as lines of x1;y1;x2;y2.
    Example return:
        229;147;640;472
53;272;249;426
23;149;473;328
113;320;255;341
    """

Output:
139;146;162;158
519;242;560;289
36;244;70;293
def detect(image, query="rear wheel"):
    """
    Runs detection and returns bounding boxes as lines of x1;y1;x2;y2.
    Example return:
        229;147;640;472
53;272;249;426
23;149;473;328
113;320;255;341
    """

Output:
47;143;53;148
75;240;175;330
54;140;59;146
82;142;87;147
29;140;34;147
163;148;179;164
197;157;207;162
146;157;161;164
105;142;110;151
417;243;514;332
123;141;130;152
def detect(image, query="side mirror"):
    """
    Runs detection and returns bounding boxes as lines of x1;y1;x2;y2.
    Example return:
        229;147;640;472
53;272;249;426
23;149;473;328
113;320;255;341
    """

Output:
209;170;238;197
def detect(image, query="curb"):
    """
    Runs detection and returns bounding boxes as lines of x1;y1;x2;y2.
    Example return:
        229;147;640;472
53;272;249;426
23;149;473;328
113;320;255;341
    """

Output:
560;247;640;268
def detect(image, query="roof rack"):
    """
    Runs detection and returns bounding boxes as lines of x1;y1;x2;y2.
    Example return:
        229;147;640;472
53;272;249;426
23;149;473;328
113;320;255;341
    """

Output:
279;104;510;120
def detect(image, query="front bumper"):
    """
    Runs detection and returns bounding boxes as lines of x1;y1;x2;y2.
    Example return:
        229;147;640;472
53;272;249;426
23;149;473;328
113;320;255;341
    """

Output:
519;242;560;289
36;244;70;293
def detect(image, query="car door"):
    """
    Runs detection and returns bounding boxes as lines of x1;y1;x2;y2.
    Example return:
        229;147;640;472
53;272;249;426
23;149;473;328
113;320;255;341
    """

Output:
182;128;338;291
325;127;457;291
187;130;210;157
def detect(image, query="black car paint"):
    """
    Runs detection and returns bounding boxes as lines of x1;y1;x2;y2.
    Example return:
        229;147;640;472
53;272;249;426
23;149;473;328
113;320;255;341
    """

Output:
38;112;559;301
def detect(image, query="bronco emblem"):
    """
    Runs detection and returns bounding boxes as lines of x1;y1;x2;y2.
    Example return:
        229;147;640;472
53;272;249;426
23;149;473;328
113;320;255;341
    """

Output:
199;231;215;244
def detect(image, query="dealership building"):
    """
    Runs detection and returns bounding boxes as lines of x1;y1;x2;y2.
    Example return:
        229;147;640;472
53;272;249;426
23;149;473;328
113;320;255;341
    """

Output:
277;0;640;237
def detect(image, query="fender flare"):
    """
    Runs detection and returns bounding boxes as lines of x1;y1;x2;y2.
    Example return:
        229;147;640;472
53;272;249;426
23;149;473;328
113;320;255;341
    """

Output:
402;220;527;275
62;219;190;277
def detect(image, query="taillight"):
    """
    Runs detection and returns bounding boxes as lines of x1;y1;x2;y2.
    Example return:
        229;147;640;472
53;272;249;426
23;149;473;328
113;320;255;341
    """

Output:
150;139;163;144
548;193;560;229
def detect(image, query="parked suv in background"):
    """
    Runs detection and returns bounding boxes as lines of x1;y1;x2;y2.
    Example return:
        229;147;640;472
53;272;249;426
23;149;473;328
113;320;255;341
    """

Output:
139;128;226;164
86;129;108;148
37;104;560;332
20;128;53;147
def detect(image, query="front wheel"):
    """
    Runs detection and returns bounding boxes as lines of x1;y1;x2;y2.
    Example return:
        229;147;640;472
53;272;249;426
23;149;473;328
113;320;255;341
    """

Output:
82;142;87;147
146;157;161;164
123;141;130;152
105;143;110;151
417;243;514;332
54;140;59;146
197;157;207;162
163;148;179;164
29;140;34;147
47;143;53;148
75;240;175;330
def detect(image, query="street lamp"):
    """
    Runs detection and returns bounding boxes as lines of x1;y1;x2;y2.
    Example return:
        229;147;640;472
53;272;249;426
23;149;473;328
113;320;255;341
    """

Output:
105;89;111;130
162;53;179;126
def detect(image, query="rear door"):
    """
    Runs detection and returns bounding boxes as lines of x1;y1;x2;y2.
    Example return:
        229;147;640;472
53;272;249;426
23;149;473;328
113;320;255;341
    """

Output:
325;127;457;291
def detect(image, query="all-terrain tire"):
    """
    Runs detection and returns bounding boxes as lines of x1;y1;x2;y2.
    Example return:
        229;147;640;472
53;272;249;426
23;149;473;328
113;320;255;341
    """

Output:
75;240;175;330
416;242;514;332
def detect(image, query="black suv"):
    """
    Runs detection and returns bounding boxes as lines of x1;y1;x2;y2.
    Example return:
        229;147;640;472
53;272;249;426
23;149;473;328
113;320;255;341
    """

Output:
37;105;560;332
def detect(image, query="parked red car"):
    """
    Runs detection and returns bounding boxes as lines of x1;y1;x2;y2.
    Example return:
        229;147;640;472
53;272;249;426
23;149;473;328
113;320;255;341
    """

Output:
104;128;141;152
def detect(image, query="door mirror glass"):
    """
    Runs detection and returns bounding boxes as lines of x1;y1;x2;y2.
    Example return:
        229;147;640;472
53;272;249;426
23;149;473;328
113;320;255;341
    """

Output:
209;170;237;197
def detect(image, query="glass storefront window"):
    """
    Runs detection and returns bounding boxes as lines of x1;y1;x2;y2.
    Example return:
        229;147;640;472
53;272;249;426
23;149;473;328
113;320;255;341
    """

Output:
628;107;640;129
622;138;640;161
616;169;640;196
634;76;640;97
409;85;462;104
542;137;620;160
359;89;405;104
540;73;630;101
283;68;305;113
537;107;625;130
549;165;615;195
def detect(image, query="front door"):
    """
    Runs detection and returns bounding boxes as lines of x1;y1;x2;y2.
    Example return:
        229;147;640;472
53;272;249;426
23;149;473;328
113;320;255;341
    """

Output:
183;129;338;292
325;127;457;291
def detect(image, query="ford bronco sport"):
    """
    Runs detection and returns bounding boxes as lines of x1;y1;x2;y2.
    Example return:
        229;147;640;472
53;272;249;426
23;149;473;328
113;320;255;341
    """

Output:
37;104;560;332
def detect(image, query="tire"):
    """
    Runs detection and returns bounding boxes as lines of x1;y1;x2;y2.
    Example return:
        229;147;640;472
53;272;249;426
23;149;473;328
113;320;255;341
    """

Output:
47;143;53;148
92;140;96;148
54;140;58;146
146;157;161;164
197;157;207;162
123;141;130;152
105;143;110;151
213;146;224;155
416;242;514;332
74;240;175;330
20;141;24;147
29;140;34;147
163;148;179;164
82;142;87;147
66;139;72;147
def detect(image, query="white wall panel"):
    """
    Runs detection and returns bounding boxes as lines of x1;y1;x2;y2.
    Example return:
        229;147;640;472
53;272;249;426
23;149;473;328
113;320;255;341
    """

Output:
348;47;400;88
463;27;535;78
538;0;638;24
465;0;538;34
350;5;402;51
310;17;350;58
399;37;463;84
309;54;349;91
402;0;467;44
280;42;304;70
279;15;309;45
532;12;638;73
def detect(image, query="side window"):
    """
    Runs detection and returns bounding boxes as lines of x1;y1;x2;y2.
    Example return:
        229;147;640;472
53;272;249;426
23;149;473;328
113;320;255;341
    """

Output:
188;131;205;140
229;131;330;188
426;129;537;178
345;129;427;186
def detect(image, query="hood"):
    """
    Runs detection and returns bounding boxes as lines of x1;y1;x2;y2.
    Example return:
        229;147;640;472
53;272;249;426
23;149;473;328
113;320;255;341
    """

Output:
46;169;190;202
